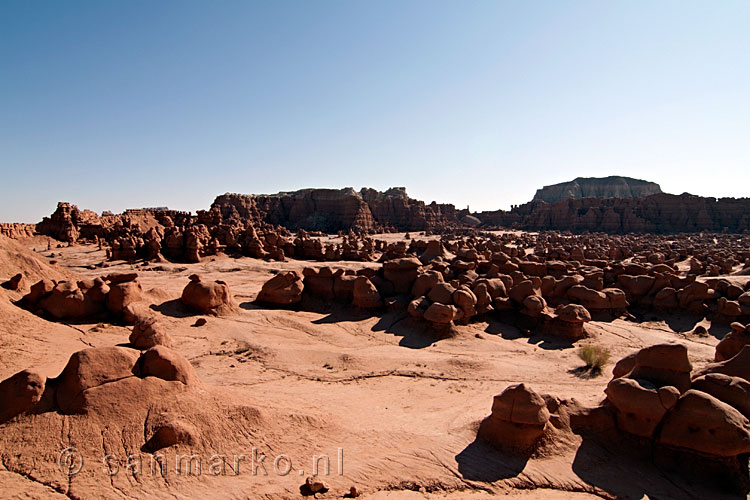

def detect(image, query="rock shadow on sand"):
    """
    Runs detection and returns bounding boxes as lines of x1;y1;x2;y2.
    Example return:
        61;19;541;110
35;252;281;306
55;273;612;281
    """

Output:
454;437;529;482
150;299;194;318
570;432;746;500
371;312;455;349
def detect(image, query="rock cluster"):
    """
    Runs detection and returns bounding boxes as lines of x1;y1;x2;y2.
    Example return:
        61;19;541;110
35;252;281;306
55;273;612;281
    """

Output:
603;343;750;489
0;345;198;422
22;273;143;321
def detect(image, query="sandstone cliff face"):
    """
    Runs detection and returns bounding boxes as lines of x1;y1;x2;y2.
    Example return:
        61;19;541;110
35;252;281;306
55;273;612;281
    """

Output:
486;193;750;234
533;176;662;203
0;223;36;239
210;187;459;232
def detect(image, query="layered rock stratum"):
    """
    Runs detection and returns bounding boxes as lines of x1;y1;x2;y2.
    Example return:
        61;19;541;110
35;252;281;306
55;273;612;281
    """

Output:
533;176;663;203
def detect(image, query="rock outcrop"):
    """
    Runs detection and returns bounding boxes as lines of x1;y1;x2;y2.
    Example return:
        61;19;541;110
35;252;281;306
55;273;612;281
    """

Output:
533;176;662;203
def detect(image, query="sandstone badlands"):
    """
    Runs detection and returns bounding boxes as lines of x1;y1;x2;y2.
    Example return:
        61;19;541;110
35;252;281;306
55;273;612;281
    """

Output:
2;184;750;500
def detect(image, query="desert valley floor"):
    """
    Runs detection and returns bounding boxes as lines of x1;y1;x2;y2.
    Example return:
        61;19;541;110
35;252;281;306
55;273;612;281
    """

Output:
0;233;746;500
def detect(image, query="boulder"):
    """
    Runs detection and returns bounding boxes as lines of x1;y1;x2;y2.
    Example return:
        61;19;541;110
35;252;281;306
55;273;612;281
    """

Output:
407;296;430;319
180;274;236;314
715;323;750;362
55;347;141;414
256;271;304;305
0;369;46;424
694;345;750;383
39;281;103;319
657;390;750;457
352;276;383;309
107;280;143;317
24;279;55;304
628;343;692;393
145;421;199;452
383;257;422;294
692;373;750;419
478;384;550;452
411;271;444;298
140;345;199;385
605;377;679;437
423;302;458;324
2;273;23;291
427;282;456;305
129;315;172;349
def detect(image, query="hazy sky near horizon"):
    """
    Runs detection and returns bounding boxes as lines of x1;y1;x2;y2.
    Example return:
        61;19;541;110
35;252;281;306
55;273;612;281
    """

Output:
1;1;748;223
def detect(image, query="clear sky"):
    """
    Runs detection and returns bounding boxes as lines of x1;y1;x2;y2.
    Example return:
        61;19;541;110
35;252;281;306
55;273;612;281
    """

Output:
1;1;748;222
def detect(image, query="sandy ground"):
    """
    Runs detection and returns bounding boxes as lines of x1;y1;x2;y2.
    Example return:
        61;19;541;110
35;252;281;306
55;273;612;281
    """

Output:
0;236;736;500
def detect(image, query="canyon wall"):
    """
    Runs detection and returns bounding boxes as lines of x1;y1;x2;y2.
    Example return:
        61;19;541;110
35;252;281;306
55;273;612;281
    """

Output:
211;187;461;232
479;193;750;234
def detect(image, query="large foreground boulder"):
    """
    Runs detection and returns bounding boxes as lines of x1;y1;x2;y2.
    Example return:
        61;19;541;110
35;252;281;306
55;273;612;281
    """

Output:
55;347;141;414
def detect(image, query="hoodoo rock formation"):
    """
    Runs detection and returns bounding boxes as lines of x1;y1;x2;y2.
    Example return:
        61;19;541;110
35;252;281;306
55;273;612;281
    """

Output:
211;187;462;233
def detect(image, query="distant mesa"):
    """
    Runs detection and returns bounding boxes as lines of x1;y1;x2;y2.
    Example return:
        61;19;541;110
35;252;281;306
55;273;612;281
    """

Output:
532;176;663;203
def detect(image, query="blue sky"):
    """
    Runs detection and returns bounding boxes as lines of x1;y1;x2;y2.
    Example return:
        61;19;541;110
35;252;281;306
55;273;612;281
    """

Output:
1;0;748;222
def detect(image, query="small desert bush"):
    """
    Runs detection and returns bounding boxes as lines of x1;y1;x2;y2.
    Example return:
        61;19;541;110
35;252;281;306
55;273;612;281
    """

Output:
577;344;611;373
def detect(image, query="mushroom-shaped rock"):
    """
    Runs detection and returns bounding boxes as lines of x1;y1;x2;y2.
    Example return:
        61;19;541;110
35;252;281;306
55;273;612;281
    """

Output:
427;282;456;305
256;271;303;305
0;369;46;424
407;296;430;319
521;295;547;318
628;343;692;393
383;257;421;294
423;302;458;324
352;276;383;309
56;347;141;414
657;390;750;457
419;240;445;264
140;345;199;385
107;279;143;317
715;323;750;362
129;315;172;349
556;303;591;323
478;383;550;452
471;282;493;314
605;377;679;437
550;303;591;341
453;288;478;318
509;280;539;304
411;271;444;298
181;274;236;314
